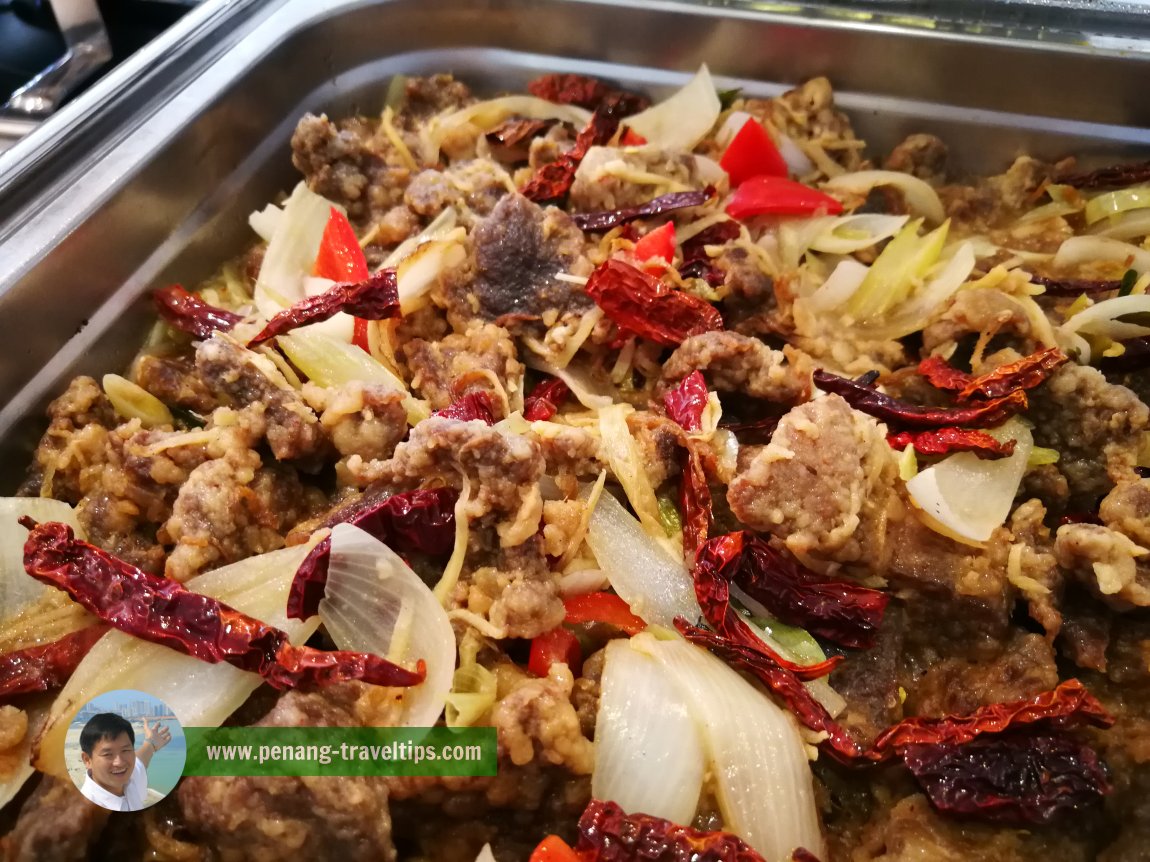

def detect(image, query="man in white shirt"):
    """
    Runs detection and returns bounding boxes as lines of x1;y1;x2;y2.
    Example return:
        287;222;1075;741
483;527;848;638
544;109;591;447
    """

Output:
78;713;171;812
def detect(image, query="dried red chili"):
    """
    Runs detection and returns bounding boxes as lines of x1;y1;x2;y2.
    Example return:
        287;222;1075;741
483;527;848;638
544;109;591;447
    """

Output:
524;377;571;421
719;414;781;445
690;536;841;681
872;679;1113;754
570;188;715;232
1056;160;1150;190
1029;274;1126;296
679;221;740;288
916;355;972;392
814;370;1029;429
153;285;242;340
247;269;401;346
433;391;498;424
902;732;1112;824
887;428;1016;460
696;532;890;650
0;625;107;701
486;118;556;153
584;259;724;347
574;798;768;862
527;73;649;114
954;347;1068;401
288;487;459;619
679;443;713;560
663;370;710;432
22;519;425;691
520;95;631;203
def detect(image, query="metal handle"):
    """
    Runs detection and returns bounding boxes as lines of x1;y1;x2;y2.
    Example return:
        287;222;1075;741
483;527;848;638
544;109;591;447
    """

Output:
0;0;113;146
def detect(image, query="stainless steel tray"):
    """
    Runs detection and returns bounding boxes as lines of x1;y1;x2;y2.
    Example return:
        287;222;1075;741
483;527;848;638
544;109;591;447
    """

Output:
2;0;1149;491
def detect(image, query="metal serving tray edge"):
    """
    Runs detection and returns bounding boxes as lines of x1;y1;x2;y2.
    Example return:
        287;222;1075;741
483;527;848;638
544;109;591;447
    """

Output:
1;0;1149;490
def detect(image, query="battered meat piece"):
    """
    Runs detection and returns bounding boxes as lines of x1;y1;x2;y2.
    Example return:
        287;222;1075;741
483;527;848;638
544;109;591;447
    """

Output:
829;604;905;745
883;134;949;185
715;245;784;337
404;160;515;226
626;410;686;489
161;446;320;581
306;381;408;461
394;74;474;129
1007;498;1064;640
493;666;594;774
921;288;1035;354
3;777;108;862
178;686;397;862
291;113;415;224
23;376;115;501
195;335;325;462
453;194;592;328
727;395;897;565
351;416;545;548
941;156;1055;233
1029;363;1150;505
403;322;524;415
1099;477;1150;548
905;632;1059;717
661;332;812;404
465;533;565;638
1055;522;1150;608
131;353;217;414
568;146;704;211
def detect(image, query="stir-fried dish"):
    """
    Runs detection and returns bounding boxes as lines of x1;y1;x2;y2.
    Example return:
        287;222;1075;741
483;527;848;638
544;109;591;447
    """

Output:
3;67;1150;862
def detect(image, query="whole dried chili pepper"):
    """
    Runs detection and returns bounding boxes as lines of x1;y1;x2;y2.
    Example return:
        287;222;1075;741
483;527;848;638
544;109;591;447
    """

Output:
956;347;1068;401
887;428;1016;460
527;73;650;114
0;625;107;701
433;391;497;424
679;443;713;560
916;355;972;392
663;370;710;432
696;532;890;650
903;732;1112;824
524;377;571;421
520;94;631;203
570;188;715;232
247;269;401;346
871;678;1113;754
22;519;425;691
678;221;741;287
814;370;1029;429
1029;274;1126;296
1056;160;1150;190
574;798;769;862
689;536;840;681
153;285;242;340
288;487;459;619
584;259;724;347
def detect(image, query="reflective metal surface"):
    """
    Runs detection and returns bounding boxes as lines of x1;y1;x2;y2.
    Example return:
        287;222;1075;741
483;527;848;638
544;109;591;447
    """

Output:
1;0;1149;489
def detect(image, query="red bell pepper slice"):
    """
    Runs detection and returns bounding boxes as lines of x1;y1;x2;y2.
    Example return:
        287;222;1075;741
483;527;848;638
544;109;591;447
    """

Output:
726;175;843;220
563;592;646;635
530;835;581;862
313;207;373;352
529;626;583;677
720;117;788;186
632;220;676;266
620;127;647;146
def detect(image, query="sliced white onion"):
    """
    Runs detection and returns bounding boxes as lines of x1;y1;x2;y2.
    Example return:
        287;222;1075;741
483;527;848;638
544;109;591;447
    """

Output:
524;355;615;410
35;543;321;778
254;182;340;317
777;133;815;177
824;170;946;224
300;276;355;342
1061;293;1150;340
809;214;910;255
1090;209;1150;241
248;201;283;243
559;568;611;597
804;258;869;312
906;418;1033;543
0;500;84;620
474;845;498;862
693;154;728;187
626;65;721;153
854;241;977;340
1053;235;1150;274
585;488;700;628
632;634;825;861
397;230;468;314
320;524;454;727
716;111;753;149
594;639;705;824
423;97;591;163
379;207;459;270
